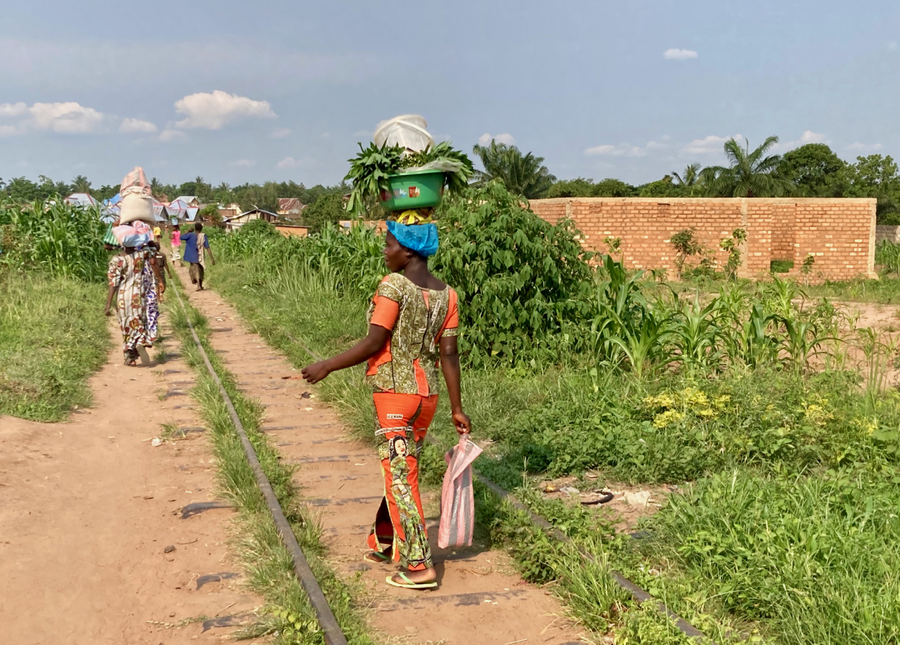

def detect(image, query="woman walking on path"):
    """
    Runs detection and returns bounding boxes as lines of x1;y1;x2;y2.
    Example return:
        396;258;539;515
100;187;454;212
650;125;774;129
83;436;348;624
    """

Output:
104;243;162;366
302;218;471;590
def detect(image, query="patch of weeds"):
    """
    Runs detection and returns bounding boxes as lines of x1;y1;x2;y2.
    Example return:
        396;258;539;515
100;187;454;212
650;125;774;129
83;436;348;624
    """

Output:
158;422;183;440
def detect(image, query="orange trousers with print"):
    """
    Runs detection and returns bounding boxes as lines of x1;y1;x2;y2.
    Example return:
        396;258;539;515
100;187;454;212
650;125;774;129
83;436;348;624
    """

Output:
367;392;438;571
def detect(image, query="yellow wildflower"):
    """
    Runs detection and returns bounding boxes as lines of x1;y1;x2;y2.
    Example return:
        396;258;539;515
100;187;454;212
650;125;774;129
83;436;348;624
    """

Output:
653;410;685;429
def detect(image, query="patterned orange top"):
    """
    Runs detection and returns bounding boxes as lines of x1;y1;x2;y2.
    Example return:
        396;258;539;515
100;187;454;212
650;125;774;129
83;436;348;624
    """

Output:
366;273;459;396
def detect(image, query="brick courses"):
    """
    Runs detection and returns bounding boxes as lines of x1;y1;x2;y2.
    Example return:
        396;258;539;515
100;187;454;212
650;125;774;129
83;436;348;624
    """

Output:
530;197;877;282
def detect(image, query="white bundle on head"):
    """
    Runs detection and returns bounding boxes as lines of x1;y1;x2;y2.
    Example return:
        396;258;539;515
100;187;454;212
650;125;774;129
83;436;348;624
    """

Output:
118;166;155;225
373;115;434;153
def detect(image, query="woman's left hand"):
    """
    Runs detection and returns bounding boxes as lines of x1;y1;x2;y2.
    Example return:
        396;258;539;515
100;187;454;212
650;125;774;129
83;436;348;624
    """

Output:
452;410;472;435
302;361;331;384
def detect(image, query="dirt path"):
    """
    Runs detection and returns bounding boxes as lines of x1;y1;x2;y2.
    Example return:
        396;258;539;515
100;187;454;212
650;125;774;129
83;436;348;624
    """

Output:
0;309;261;644
178;265;584;645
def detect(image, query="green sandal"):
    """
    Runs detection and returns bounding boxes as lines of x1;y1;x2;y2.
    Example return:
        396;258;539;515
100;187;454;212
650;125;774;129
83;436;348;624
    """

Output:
363;551;391;564
385;572;437;590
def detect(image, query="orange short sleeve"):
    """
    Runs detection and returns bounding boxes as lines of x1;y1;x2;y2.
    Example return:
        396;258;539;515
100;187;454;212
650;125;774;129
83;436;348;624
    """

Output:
439;289;459;338
370;295;400;330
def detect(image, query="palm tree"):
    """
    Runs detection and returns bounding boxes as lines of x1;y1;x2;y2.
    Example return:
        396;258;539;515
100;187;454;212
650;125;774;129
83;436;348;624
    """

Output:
703;137;794;197
71;175;92;194
150;177;163;196
672;163;703;196
472;140;557;199
672;163;702;187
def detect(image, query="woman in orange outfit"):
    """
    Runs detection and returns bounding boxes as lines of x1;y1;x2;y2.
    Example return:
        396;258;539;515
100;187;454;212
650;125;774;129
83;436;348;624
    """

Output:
302;219;471;590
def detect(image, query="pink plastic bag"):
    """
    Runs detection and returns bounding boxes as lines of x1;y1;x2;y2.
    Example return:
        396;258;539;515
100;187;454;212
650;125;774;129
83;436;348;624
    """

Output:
438;435;482;549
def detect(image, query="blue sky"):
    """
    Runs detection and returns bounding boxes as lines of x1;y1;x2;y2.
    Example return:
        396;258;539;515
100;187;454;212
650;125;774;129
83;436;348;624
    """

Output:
1;0;899;189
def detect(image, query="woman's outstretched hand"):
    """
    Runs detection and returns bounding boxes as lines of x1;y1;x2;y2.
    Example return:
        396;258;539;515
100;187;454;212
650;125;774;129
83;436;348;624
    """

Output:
302;361;331;384
452;410;472;435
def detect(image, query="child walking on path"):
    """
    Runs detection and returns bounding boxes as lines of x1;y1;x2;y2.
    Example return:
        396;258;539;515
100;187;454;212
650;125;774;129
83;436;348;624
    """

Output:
180;222;215;290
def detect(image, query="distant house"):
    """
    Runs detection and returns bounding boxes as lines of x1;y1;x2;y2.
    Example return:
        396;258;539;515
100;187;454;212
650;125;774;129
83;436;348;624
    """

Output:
224;208;279;232
219;202;242;220
64;193;99;209
165;199;199;224
277;198;305;217
174;196;200;208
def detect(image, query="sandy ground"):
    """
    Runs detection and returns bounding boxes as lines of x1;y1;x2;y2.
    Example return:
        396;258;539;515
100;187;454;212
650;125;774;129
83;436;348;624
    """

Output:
0;310;260;644
177;263;586;645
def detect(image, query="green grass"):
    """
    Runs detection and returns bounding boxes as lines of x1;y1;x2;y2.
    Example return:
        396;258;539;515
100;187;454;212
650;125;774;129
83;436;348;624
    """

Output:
0;271;109;421
165;275;377;645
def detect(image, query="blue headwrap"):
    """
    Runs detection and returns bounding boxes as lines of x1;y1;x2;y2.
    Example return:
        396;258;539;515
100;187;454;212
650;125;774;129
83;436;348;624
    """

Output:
386;220;439;257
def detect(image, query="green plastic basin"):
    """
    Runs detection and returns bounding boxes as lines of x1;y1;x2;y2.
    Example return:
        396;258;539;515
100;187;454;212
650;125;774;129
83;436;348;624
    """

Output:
380;170;445;212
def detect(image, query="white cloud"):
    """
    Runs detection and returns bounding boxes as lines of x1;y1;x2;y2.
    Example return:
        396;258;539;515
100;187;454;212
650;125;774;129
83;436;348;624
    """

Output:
774;130;829;152
174;90;277;130
19;101;104;133
270;127;292;139
478;132;516;146
846;142;883;153
584;140;667;157
230;159;257;168
119;117;157;134
681;134;744;155
276;156;314;169
0;101;107;134
159;129;187;142
664;48;699;60
0;102;28;118
889;42;898;50
0;124;19;137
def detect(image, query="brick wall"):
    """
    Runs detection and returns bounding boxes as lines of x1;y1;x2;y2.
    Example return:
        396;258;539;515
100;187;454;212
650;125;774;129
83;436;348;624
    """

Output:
530;197;877;282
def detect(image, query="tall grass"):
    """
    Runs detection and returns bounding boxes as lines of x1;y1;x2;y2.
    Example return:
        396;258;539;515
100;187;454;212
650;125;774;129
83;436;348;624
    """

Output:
0;196;112;420
0;272;108;420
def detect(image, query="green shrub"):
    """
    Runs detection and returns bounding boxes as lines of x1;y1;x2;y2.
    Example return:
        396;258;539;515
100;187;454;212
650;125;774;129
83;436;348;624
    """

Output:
432;181;595;364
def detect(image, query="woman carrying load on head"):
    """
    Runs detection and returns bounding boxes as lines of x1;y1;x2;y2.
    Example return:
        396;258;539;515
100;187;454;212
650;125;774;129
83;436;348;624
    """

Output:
302;211;471;590
103;166;164;366
103;224;162;366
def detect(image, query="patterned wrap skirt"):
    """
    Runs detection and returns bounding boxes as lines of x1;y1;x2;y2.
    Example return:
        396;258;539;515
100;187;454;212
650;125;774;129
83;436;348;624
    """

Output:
367;392;438;571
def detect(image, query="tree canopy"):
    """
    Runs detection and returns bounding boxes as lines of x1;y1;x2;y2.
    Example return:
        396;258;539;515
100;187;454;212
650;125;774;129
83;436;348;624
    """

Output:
775;143;846;197
703;136;794;198
4;133;900;224
472;140;556;199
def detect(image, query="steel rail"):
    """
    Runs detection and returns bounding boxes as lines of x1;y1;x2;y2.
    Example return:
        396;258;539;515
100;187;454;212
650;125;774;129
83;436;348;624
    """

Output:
169;281;348;645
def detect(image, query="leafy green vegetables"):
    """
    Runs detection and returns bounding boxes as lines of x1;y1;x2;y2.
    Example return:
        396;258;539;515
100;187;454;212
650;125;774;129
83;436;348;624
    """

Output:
343;141;474;216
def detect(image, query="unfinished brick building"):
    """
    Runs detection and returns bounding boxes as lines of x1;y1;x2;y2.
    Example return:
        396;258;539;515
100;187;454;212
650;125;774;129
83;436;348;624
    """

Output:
530;197;877;282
